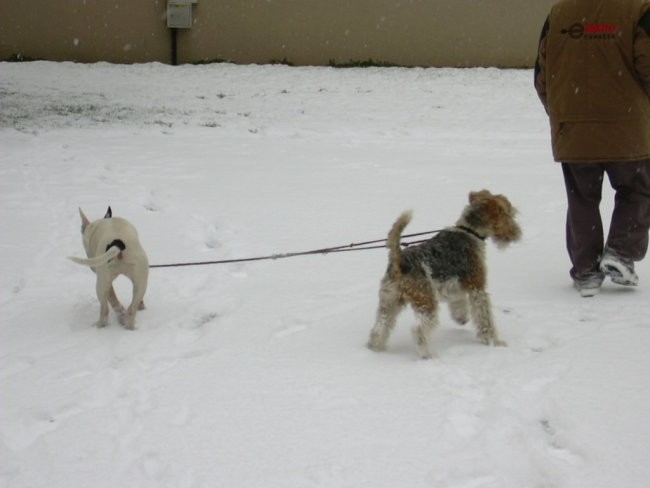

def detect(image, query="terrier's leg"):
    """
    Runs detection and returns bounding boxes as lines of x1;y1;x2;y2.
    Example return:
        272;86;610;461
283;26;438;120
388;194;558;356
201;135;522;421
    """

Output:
448;293;469;325
410;294;438;359
468;289;506;346
367;278;403;352
411;307;438;359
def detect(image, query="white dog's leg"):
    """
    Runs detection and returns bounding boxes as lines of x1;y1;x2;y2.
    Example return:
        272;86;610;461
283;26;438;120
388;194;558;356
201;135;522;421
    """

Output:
95;277;111;328
123;296;142;330
123;268;148;330
367;278;402;352
108;286;127;324
468;290;506;346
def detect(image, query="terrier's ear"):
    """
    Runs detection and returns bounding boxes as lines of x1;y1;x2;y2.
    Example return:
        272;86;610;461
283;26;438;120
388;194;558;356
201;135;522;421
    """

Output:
79;208;91;232
104;206;112;219
469;189;492;204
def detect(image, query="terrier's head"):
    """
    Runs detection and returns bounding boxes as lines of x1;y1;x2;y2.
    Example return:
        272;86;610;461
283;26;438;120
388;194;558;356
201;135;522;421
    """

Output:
458;190;522;248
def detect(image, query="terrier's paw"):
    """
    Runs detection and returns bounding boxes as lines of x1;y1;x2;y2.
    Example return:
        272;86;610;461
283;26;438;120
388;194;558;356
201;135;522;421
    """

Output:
367;340;386;352
453;315;469;326
412;327;433;359
478;334;507;347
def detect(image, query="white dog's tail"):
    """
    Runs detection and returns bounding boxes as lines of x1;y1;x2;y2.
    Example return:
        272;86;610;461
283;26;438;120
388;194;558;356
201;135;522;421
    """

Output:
387;210;412;277
68;246;121;267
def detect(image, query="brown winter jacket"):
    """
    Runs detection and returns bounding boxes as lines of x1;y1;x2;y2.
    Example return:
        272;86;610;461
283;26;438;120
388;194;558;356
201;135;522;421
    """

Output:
535;0;650;163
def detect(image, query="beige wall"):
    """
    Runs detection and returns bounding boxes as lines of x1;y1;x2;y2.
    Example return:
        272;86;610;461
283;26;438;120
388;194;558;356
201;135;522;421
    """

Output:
0;0;170;64
1;1;555;67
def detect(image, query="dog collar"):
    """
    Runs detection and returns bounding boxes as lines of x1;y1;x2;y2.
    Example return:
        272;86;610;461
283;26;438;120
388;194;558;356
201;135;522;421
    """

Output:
456;225;486;241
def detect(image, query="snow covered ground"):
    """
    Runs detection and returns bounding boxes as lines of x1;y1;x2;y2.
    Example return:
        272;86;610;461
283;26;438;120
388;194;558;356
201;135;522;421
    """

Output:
2;61;650;488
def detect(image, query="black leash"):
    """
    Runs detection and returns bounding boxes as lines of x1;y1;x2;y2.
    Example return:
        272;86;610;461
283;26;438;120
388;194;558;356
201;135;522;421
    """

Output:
149;230;441;269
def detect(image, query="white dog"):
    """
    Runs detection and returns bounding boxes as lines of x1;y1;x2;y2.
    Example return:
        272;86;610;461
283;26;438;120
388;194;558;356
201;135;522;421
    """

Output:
69;207;149;329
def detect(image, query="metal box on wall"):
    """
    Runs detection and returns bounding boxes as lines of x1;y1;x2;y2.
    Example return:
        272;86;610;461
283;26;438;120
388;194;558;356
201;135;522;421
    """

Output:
167;1;196;29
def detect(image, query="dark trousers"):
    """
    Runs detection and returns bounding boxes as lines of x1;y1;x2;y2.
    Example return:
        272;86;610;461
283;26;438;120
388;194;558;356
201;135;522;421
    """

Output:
561;160;650;279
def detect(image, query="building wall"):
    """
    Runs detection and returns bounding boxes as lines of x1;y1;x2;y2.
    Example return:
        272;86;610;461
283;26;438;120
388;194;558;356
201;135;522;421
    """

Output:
0;0;170;64
0;0;554;67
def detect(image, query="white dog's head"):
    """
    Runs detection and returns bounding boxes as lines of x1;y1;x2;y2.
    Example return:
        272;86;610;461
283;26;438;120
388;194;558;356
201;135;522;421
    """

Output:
78;206;113;254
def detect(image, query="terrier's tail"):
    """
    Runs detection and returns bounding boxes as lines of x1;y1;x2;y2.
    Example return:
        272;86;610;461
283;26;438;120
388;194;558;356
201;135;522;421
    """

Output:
68;245;121;267
387;211;412;276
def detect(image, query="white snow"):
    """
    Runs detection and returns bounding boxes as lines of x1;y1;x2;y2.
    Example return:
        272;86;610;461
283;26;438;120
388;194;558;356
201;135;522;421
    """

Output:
2;61;650;488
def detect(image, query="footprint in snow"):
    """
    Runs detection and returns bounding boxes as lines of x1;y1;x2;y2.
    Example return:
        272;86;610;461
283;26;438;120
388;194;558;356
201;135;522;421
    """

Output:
0;355;36;380
140;452;165;481
170;400;191;427
448;412;480;438
274;324;306;338
195;312;218;328
540;418;582;464
143;202;160;212
6;404;83;450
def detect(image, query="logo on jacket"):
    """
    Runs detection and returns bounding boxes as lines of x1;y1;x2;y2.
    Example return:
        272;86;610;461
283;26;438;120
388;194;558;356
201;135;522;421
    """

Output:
561;22;619;40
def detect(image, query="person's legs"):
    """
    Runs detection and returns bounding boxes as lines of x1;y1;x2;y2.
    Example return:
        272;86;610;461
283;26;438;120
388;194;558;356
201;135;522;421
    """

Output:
561;162;606;281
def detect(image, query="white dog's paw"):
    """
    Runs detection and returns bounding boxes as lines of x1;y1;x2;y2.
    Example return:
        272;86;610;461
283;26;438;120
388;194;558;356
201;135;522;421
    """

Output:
122;315;136;330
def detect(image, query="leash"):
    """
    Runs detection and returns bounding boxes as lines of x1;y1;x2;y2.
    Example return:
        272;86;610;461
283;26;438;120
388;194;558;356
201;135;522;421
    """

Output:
149;230;441;269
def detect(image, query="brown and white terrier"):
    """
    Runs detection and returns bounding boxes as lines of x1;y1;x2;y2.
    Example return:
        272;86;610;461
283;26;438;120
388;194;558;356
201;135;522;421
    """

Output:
367;190;522;359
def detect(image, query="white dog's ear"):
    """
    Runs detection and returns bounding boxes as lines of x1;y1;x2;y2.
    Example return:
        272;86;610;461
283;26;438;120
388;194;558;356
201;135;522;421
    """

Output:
104;206;112;219
78;208;91;232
